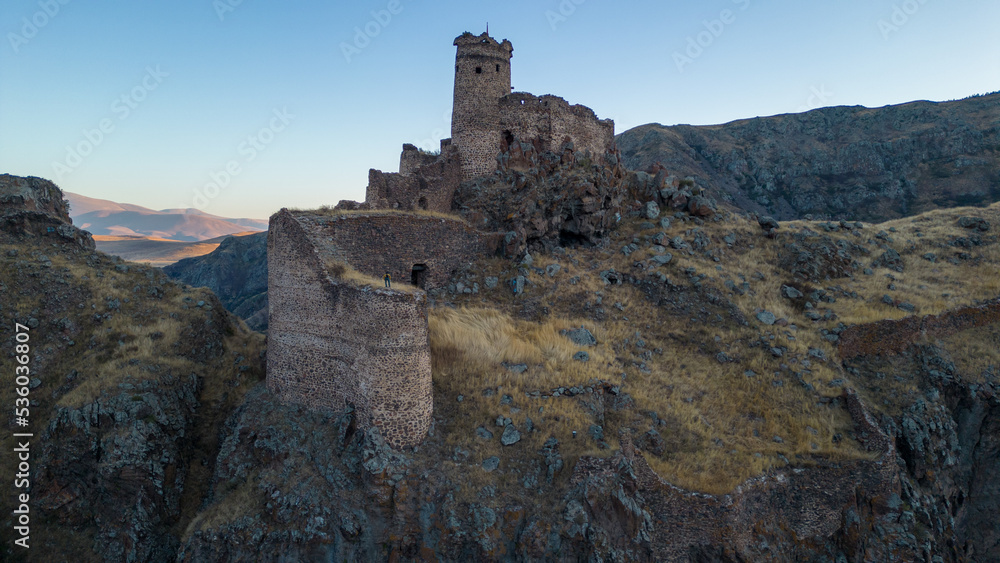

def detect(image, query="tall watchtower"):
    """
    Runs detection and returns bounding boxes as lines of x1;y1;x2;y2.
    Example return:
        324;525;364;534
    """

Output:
451;32;513;180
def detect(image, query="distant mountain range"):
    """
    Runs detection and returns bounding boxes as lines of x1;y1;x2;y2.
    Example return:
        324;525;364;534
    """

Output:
617;92;1000;221
92;232;261;268
65;191;267;242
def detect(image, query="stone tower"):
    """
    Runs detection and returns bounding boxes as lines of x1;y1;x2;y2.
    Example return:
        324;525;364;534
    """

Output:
451;31;513;180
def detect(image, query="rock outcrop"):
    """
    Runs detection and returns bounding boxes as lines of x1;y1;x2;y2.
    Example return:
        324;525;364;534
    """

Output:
454;139;630;255
0;174;95;250
176;359;1000;561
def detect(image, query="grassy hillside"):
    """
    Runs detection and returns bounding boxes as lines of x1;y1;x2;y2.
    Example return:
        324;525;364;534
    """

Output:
0;232;265;561
427;202;1000;493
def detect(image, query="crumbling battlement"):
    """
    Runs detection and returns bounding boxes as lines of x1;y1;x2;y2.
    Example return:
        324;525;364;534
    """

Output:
498;92;616;160
270;30;614;449
266;209;433;449
399;143;443;175
451;32;514;180
365;144;461;212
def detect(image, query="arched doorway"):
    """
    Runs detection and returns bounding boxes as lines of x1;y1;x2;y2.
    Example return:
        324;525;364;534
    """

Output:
411;264;428;288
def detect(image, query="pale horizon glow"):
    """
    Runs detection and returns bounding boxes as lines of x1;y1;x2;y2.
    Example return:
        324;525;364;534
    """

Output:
1;0;997;219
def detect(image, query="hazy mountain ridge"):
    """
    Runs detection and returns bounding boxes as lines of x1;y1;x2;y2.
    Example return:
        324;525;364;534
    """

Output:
618;93;1000;221
65;191;267;242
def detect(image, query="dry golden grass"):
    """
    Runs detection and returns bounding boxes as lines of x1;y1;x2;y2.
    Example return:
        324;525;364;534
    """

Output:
0;237;266;547
427;202;1000;494
939;324;1000;385
306;206;467;223
429;307;618;483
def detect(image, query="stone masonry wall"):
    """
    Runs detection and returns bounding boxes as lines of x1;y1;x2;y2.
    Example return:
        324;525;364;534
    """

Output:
266;209;432;449
451;32;513;180
292;210;501;290
399;144;440;175
366;145;461;212
499;93;615;160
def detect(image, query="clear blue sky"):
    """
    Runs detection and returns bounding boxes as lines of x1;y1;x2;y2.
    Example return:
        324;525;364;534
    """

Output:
2;0;998;219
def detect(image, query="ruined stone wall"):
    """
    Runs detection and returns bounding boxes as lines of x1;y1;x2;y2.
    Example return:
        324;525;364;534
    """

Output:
266;209;432;448
366;146;461;212
839;299;1000;359
399;144;440;175
499;93;615;159
451;32;513;180
292;210;500;291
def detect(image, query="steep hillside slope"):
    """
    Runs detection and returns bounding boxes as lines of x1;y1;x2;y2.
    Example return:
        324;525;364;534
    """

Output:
617;93;1000;222
180;197;1000;561
4;167;999;561
183;146;1000;560
163;232;268;331
0;176;265;562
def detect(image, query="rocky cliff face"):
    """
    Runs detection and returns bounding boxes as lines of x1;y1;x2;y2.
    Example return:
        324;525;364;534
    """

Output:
163;232;268;332
453;138;631;255
617;93;1000;221
176;352;998;561
0;176;265;562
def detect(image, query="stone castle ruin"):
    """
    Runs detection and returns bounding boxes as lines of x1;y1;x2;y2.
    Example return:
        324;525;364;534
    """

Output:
267;31;615;448
365;31;616;213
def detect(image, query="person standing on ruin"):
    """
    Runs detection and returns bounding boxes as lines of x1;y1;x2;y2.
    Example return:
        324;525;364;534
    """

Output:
384;272;391;288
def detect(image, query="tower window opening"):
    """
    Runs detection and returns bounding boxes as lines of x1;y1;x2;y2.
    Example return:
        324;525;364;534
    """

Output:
456;65;459;73
475;66;482;74
496;64;500;72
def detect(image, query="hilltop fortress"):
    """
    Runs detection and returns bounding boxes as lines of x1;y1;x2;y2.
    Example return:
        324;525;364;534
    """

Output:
267;32;616;448
366;31;616;213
